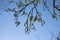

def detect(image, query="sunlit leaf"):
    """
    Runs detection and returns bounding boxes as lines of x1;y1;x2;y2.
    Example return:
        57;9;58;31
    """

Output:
37;17;42;22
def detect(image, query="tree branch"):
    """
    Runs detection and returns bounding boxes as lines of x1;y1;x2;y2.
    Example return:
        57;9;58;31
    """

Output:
54;6;60;12
53;0;55;13
18;0;35;12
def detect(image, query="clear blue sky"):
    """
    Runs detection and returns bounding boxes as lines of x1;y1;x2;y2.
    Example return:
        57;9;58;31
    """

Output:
0;0;60;40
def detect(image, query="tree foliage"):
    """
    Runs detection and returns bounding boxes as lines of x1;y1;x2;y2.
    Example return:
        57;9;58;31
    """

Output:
3;0;60;33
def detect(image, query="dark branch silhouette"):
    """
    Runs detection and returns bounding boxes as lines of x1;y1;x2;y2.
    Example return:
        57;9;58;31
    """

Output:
1;0;60;33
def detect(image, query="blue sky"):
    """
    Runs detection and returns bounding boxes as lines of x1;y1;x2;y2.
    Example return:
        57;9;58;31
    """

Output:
0;0;60;40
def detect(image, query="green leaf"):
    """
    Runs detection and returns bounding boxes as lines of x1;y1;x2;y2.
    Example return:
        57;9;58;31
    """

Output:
36;0;40;3
14;13;18;17
17;1;23;8
37;18;42;22
30;16;33;22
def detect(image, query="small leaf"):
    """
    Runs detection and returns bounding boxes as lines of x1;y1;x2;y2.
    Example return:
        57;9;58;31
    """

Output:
37;18;42;22
16;1;24;8
43;1;49;8
37;12;42;17
34;16;37;22
15;21;20;27
21;11;25;16
30;16;33;22
14;13;18;17
36;0;40;3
